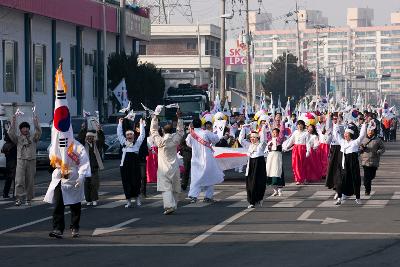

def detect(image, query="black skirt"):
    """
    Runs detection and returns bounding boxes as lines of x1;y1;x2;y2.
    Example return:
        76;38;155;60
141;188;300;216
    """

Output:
246;157;267;205
120;152;141;199
340;152;361;196
325;145;342;189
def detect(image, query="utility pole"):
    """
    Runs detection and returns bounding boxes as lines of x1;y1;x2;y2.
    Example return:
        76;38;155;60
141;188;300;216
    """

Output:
285;51;288;97
295;0;301;65
316;31;320;97
120;0;126;53
245;0;253;107
220;0;226;104
197;19;203;85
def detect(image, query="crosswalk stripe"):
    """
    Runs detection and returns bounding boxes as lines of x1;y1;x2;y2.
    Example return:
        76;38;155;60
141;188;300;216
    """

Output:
266;190;297;199
227;200;249;208
272;199;303;208
6;195;47;210
226;191;247;200
143;200;164;208
362;200;389;208
391;192;400;199
96;200;126;209
309;191;335;199
0;201;13;206
106;194;126;200
317;200;337;208
348;191;375;200
183;192;221;208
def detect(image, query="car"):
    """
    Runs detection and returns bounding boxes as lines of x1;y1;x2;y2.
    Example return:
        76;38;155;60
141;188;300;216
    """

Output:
102;123;120;159
36;123;51;166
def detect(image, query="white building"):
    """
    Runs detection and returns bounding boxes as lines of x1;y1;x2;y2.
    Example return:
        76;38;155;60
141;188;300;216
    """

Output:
0;0;151;122
253;8;400;104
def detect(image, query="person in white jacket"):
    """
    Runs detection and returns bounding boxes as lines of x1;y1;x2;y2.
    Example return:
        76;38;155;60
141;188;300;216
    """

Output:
44;140;91;239
150;110;184;215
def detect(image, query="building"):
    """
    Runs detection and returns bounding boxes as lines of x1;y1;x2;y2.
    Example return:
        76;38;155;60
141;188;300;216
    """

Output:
298;9;329;30
138;24;237;100
0;0;151;122
249;11;272;32
252;8;400;105
347;8;374;28
392;11;400;25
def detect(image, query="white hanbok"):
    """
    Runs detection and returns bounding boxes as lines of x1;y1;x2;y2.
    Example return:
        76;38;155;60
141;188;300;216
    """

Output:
44;141;91;205
186;128;224;198
150;117;184;209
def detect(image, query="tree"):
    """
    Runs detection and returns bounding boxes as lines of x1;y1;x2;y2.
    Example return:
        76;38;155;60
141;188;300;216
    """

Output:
262;53;313;105
107;52;165;111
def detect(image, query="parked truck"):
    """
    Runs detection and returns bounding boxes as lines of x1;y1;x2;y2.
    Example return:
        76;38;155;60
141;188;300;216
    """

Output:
164;84;210;123
0;103;35;172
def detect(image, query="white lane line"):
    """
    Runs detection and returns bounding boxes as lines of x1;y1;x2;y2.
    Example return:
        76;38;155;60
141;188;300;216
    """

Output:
6;195;48;210
362;200;389;208
0;201;13;206
106;194;126;200
272;199;303;208
227;200;249;208
318;200;337;208
348;191;375;200
266;190;297;199
146;194;163;200
226;191;247;200
186;208;253;246
391;192;400;199
92;218;140;236
308;191;335;199
215;230;400;236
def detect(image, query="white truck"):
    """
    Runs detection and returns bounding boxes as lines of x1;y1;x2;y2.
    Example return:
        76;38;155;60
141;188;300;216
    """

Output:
0;102;35;172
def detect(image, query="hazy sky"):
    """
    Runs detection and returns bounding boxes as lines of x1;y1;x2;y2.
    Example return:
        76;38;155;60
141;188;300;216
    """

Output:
169;0;399;33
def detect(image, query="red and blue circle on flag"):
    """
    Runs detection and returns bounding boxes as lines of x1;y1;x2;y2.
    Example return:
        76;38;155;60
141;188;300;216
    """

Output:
54;106;71;132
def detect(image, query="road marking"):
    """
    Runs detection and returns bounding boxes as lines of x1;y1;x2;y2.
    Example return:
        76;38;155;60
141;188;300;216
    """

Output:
183;191;221;208
362;200;389;208
317;200;337;208
214;230;400;236
0;201;13;205
92;218;140;236
142;200;163;208
96;200;126;209
227;200;249;208
187;208;253;246
308;191;335;199
226;191;247;200
391;192;400;199
106;194;126;200
297;209;347;224
266;190;297;199
272;199;303;208
6;195;47;210
0;243;190;248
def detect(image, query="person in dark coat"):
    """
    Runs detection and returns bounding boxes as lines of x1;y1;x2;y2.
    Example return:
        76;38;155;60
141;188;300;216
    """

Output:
2;132;17;199
360;125;385;195
179;129;192;191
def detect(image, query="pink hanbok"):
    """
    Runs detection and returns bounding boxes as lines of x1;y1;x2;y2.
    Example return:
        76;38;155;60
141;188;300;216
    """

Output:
146;137;158;183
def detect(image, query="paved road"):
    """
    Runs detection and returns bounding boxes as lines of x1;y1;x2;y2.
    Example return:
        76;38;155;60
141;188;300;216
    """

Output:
0;141;399;267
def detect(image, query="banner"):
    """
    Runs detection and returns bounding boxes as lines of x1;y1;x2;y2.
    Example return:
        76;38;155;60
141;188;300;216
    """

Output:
113;79;128;108
213;120;226;139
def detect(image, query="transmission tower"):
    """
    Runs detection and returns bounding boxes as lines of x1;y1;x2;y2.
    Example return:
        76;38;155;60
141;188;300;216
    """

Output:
137;0;193;24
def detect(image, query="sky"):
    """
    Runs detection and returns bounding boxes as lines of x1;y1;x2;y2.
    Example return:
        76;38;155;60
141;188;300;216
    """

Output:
163;0;400;35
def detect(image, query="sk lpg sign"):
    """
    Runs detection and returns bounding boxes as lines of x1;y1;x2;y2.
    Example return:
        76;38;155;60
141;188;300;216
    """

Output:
225;40;249;65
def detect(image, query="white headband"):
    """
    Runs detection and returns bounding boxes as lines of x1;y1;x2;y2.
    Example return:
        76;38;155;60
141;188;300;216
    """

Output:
250;132;259;138
345;128;354;135
86;132;97;138
125;130;134;135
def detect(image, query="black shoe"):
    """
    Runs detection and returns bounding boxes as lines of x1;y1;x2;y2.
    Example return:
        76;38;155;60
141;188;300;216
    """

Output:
365;191;370;196
71;229;80;238
189;197;197;203
203;198;216;203
181;184;187;191
49;230;63;239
